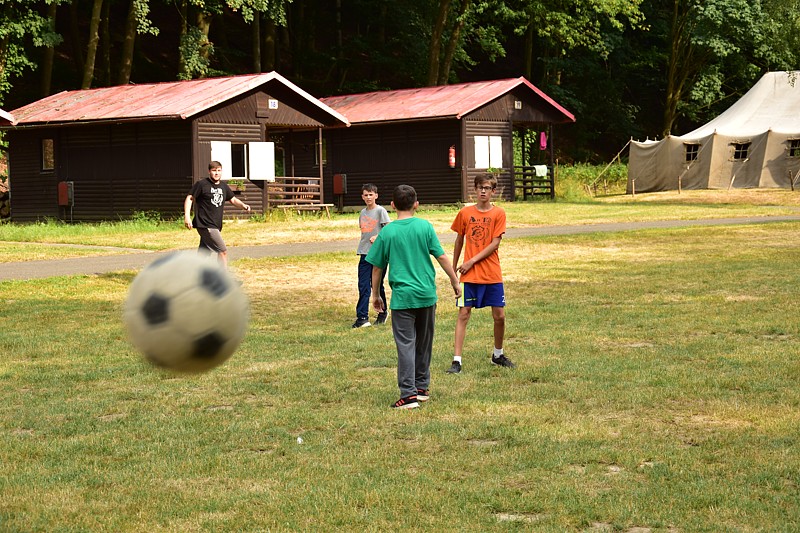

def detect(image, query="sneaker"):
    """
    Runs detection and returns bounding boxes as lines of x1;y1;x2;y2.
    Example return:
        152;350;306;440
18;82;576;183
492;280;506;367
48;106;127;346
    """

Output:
491;354;515;368
391;395;419;409
375;313;388;325
416;389;430;402
446;361;462;374
351;318;371;328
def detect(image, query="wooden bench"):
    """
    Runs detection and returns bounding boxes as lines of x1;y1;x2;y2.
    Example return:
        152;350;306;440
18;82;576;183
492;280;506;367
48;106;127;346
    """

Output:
276;203;334;218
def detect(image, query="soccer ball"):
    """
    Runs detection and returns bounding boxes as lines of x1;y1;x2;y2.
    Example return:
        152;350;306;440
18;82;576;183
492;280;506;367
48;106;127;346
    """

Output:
123;251;249;373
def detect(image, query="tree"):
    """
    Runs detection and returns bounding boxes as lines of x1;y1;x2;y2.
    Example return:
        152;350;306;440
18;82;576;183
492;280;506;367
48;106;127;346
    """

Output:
0;0;63;104
658;0;800;136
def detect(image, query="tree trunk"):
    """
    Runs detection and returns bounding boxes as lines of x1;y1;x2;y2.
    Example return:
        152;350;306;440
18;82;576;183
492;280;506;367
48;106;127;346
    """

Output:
40;3;58;97
427;0;451;86
252;12;261;72
117;0;138;84
438;0;470;85
178;0;188;78
663;0;698;136
69;2;84;77
262;17;276;71
81;0;104;89
100;0;111;86
196;11;213;78
523;23;534;80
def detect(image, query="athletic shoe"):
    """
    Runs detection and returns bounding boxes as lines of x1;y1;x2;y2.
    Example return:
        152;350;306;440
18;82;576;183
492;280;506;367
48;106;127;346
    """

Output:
375;313;388;325
491;354;516;368
351;318;371;328
446;361;462;374
416;389;430;402
391;395;419;409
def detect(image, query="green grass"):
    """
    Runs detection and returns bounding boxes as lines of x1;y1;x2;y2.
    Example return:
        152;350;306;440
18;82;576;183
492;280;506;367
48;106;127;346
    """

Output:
1;216;799;530
1;188;799;263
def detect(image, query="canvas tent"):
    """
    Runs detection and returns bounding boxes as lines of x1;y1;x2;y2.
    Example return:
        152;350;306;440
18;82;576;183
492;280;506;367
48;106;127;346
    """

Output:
627;71;800;193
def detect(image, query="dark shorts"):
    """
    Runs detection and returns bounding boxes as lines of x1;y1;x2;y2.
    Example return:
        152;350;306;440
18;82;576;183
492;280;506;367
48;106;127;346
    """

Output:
456;282;505;308
196;227;227;253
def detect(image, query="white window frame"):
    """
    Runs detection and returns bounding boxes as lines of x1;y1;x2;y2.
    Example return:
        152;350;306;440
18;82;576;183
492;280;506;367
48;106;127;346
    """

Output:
210;140;276;181
474;135;503;169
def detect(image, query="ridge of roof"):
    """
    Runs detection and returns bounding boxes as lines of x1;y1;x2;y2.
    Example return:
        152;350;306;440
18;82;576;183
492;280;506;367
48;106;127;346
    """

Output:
7;72;349;127
321;77;574;124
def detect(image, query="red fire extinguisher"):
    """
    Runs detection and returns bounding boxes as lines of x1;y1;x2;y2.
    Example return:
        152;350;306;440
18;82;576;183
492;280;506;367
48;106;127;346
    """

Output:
448;145;456;168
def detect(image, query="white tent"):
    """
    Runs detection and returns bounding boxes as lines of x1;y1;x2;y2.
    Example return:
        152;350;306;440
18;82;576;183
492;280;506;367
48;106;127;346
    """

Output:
627;71;800;193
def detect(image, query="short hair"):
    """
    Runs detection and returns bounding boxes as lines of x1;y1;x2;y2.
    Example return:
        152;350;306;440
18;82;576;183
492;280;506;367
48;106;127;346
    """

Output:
209;161;223;170
475;173;497;189
361;183;378;194
392;185;417;211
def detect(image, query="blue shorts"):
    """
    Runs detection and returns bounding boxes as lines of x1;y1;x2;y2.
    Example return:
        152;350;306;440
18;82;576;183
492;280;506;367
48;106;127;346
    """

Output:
456;282;505;308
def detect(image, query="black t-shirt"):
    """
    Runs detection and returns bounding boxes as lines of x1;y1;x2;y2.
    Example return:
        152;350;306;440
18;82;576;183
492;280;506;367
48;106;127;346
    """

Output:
189;178;234;230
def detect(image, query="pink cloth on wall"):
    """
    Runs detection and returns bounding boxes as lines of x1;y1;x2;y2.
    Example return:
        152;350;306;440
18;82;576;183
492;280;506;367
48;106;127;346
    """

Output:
539;131;547;150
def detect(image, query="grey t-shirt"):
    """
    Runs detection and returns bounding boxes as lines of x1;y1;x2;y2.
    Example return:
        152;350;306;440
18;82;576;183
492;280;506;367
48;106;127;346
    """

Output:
357;205;391;255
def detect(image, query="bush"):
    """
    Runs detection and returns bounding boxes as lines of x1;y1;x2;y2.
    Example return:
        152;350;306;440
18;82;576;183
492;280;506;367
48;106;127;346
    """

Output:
555;162;628;201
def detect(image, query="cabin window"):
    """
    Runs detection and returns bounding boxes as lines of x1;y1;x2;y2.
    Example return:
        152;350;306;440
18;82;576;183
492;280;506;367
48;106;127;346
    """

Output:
789;139;800;157
684;143;699;162
315;138;327;166
41;138;55;171
474;135;503;169
275;146;286;177
732;142;750;161
210;140;275;181
231;143;247;178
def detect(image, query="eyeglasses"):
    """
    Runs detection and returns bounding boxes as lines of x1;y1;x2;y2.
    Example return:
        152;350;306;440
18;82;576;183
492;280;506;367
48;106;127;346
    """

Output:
477;186;494;191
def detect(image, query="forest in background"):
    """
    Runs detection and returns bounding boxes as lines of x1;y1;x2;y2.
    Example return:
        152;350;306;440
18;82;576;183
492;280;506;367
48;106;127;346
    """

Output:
1;0;799;162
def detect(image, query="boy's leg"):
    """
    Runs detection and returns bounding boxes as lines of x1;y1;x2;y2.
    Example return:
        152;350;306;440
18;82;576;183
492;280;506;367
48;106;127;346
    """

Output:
492;306;505;350
447;306;471;373
414;305;436;392
355;255;372;321
376;269;389;322
391;308;419;399
454;306;472;357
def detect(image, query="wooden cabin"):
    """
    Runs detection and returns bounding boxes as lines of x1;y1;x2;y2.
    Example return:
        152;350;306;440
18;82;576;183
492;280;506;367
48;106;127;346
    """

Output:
292;77;575;208
0;72;348;222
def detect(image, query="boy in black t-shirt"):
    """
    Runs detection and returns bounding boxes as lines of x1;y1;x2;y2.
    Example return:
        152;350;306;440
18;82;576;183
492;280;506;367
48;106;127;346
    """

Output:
184;161;251;268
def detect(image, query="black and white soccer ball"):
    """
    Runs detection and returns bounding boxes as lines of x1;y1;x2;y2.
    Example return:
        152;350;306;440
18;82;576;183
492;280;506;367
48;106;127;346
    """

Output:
123;251;249;373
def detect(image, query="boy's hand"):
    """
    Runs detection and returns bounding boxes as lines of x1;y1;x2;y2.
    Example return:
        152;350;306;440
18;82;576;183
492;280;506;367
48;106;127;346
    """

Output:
451;279;462;299
457;259;475;275
372;295;385;313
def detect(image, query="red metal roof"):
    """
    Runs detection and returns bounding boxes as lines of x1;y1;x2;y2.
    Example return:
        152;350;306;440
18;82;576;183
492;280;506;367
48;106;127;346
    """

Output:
7;72;349;127
321;77;575;124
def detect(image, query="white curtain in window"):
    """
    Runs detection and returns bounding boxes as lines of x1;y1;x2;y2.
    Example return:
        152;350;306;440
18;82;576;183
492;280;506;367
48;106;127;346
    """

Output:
210;141;233;180
489;136;503;168
474;136;490;169
249;142;276;181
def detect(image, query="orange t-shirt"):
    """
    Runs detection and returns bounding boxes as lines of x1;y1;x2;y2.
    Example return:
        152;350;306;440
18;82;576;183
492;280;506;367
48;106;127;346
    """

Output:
451;204;506;283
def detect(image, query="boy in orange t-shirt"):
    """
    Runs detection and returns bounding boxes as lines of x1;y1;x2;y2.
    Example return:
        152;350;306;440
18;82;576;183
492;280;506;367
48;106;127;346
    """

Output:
446;174;515;374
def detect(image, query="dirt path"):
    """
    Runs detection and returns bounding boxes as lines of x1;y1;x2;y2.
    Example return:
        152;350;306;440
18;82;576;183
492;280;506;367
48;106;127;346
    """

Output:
2;215;799;281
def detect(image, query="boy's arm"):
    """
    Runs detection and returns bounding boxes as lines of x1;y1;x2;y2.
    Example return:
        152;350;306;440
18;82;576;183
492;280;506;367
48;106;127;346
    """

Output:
435;254;462;299
457;235;502;275
453;233;464;268
229;196;251;212
183;195;194;229
371;266;386;313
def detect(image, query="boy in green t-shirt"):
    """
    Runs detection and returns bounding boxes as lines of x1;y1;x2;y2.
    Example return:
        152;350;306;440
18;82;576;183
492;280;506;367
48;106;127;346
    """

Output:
366;185;461;409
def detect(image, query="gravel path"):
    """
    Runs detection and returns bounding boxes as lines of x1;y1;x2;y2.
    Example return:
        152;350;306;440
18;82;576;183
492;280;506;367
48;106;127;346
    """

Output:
2;215;799;281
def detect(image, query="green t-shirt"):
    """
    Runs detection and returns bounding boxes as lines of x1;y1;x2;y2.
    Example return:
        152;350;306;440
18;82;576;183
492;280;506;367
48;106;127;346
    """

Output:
365;217;445;310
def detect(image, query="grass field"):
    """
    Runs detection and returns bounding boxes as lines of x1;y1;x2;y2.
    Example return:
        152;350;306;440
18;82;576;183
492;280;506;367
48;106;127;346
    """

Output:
1;191;799;531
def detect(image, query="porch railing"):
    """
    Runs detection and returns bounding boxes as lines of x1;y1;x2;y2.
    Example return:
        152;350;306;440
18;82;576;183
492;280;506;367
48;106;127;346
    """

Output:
513;165;554;200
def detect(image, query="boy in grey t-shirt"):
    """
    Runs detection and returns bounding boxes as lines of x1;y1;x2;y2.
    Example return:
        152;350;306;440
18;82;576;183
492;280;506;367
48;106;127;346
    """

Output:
353;183;391;328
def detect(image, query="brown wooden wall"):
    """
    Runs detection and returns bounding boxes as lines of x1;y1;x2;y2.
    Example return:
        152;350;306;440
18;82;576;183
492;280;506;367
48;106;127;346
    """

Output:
293;119;464;208
463;119;514;202
8;121;192;222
